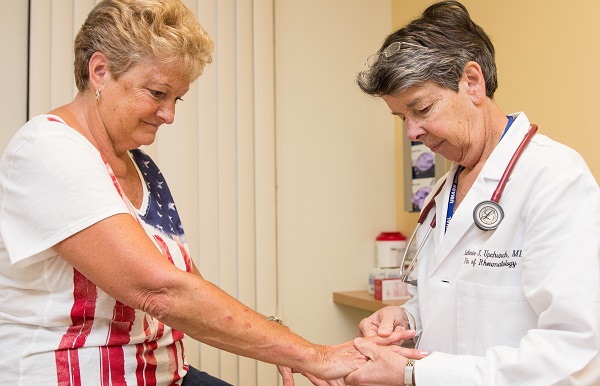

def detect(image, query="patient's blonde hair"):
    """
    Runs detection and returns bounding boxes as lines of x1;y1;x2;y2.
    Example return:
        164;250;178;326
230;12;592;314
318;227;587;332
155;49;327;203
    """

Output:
74;0;213;92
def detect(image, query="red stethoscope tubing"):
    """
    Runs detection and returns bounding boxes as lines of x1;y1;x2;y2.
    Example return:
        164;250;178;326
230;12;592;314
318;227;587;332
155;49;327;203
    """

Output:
419;124;538;229
417;182;444;226
491;124;538;203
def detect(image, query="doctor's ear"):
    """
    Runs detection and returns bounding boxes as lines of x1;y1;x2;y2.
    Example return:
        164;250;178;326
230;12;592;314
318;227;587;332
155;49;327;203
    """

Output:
462;61;487;104
88;51;108;91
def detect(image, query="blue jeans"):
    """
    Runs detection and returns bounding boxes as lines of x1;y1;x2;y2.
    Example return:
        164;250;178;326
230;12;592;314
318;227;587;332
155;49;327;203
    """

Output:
181;365;233;386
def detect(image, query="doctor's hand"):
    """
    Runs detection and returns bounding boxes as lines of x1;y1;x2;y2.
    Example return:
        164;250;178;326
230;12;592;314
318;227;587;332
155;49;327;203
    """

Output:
294;330;423;386
358;306;411;339
344;337;427;386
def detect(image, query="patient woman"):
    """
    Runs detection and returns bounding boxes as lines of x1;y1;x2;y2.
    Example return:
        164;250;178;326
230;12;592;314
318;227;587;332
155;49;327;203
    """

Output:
0;0;424;385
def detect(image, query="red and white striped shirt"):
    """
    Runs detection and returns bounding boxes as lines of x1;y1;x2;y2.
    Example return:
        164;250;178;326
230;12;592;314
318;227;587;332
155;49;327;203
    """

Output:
0;115;192;385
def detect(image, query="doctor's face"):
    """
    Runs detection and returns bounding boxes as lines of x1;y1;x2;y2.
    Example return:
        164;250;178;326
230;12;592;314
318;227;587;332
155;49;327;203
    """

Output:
381;79;480;165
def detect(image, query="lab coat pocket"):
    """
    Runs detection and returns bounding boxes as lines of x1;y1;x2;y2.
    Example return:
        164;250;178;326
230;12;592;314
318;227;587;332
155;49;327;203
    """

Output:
456;280;536;356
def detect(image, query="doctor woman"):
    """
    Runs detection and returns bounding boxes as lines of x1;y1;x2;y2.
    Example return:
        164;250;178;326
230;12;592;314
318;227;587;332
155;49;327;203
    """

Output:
340;1;600;385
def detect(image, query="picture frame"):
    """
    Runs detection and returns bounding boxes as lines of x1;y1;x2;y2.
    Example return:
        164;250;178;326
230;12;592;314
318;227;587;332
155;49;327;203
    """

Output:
402;124;449;212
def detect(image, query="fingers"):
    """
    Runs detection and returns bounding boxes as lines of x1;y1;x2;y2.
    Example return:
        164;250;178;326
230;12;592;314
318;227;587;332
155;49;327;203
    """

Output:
357;317;380;338
346;339;409;386
372;327;416;346
354;336;429;361
377;308;399;336
278;365;296;386
300;372;326;386
358;306;403;338
301;372;346;386
397;346;429;360
282;376;295;386
352;337;377;360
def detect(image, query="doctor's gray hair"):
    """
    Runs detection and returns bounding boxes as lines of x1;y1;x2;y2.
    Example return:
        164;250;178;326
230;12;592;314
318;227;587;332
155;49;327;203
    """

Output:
357;1;497;98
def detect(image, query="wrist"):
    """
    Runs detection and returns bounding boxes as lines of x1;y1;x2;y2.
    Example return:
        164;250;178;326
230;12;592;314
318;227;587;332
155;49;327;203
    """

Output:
404;358;415;385
308;344;331;378
286;340;324;376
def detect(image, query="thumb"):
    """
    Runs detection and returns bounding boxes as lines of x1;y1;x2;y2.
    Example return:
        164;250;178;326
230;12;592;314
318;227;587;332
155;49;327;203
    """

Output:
353;337;378;360
374;328;416;346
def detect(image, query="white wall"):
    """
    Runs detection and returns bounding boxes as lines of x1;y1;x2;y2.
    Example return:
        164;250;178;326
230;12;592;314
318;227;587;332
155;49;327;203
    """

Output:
275;2;395;383
0;0;28;145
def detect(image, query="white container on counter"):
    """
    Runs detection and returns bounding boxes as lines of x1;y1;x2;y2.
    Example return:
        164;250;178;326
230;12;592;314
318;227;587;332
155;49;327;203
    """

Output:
368;267;401;295
375;231;407;268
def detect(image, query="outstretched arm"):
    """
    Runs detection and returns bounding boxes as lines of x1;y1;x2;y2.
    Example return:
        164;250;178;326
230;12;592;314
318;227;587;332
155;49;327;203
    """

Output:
53;213;364;379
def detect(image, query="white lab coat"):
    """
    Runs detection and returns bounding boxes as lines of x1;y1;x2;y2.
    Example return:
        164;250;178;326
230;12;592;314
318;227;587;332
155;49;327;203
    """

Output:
403;113;600;385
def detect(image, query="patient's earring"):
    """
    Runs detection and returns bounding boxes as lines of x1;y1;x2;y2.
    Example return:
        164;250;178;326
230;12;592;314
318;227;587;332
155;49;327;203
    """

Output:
95;89;100;103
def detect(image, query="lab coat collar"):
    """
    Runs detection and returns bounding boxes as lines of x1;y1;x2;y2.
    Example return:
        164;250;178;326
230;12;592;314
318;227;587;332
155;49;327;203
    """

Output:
478;112;532;182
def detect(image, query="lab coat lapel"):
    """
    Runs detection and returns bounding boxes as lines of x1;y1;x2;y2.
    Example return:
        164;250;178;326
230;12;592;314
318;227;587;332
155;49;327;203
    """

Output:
427;113;532;276
427;164;476;273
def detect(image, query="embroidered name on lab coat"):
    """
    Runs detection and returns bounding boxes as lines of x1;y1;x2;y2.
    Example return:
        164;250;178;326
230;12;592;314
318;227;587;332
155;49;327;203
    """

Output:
462;249;520;269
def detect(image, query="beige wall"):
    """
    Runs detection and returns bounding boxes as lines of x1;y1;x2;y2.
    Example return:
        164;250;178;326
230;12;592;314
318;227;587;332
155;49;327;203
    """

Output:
275;3;395;385
394;0;600;235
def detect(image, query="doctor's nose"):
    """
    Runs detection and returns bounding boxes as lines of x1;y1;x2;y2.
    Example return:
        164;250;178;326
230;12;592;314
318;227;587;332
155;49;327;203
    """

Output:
405;119;426;142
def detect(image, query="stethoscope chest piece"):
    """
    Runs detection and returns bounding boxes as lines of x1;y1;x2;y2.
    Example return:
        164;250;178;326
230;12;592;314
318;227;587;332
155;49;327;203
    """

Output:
473;200;504;231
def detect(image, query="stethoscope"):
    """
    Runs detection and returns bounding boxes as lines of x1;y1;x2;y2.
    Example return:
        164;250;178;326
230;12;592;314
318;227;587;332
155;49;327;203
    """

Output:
400;124;538;285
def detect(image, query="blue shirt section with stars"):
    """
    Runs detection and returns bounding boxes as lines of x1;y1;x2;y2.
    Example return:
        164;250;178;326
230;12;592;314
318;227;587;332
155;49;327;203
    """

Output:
130;149;186;242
